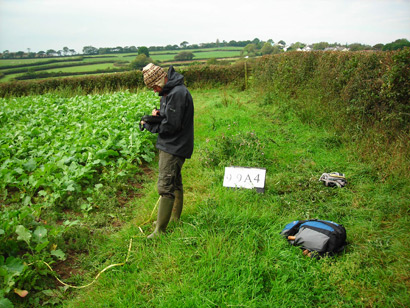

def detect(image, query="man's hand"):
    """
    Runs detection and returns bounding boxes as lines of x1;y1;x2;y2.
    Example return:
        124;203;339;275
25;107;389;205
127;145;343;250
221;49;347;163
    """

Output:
152;109;160;116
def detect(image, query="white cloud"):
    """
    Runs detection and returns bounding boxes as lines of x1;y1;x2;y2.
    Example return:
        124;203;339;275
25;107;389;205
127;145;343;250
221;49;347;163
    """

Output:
0;0;409;52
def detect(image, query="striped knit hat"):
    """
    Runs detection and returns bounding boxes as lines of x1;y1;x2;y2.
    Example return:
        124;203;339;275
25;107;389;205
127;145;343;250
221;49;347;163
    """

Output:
142;63;167;88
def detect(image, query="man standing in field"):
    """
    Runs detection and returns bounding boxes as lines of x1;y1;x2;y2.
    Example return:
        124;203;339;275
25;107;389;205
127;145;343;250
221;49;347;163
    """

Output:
141;63;194;239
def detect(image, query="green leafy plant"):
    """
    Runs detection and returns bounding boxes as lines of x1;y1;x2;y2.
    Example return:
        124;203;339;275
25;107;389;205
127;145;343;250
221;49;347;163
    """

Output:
0;90;159;305
0;207;69;307
0;91;158;209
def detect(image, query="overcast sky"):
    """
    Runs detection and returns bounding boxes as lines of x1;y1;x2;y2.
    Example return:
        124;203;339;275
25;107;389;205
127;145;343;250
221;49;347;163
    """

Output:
0;0;409;53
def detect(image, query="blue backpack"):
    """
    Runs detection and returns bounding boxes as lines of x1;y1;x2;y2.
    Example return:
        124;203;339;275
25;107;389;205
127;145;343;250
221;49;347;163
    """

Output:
280;219;347;257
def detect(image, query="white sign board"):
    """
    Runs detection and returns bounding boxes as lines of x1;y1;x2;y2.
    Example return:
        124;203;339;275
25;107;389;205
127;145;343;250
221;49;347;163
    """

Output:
223;166;266;193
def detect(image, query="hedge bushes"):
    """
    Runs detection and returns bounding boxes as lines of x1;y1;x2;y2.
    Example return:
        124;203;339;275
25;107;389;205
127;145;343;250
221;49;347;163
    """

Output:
254;49;410;131
14;67;128;81
3;60;116;76
178;63;247;88
0;71;145;97
0;64;248;97
0;57;84;70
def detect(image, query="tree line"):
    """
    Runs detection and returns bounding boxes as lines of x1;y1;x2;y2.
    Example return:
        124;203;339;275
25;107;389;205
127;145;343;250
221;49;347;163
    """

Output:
251;38;410;56
0;39;256;59
1;38;409;60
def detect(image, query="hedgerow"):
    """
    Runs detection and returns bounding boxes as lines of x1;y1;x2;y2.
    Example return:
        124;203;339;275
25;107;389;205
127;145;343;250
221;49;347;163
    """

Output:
178;62;248;88
14;68;128;81
253;49;410;131
0;71;145;97
0;57;85;70
0;65;248;97
3;60;116;76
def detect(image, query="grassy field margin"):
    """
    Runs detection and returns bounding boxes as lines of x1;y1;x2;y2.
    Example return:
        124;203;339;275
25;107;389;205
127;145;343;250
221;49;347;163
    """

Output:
56;88;410;308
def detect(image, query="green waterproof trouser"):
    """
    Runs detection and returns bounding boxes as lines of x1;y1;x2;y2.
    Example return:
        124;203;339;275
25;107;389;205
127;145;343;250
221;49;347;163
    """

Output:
157;150;185;197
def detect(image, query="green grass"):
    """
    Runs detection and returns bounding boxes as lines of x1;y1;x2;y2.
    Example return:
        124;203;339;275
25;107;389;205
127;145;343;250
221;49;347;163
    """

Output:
150;53;177;62
0;57;82;66
150;50;241;62
45;63;117;73
149;47;242;55
191;50;242;59
1;73;20;82
54;88;410;307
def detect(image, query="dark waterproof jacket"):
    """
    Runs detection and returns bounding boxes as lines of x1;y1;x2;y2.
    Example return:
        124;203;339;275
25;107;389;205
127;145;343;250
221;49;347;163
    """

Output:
145;66;194;159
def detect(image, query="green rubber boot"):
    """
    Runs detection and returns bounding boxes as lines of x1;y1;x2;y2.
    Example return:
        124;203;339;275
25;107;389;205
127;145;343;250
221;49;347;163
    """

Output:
170;190;183;222
147;196;174;239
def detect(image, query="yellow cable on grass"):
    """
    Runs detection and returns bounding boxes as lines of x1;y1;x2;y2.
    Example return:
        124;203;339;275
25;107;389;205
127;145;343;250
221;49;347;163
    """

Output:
136;196;160;236
31;238;133;289
29;197;161;289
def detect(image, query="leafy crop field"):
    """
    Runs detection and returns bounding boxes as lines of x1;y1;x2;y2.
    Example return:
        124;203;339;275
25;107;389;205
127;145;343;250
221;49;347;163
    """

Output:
0;91;158;204
0;91;162;307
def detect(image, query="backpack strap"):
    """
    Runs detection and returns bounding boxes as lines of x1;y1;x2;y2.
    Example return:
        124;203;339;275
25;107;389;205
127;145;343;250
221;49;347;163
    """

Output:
282;220;307;237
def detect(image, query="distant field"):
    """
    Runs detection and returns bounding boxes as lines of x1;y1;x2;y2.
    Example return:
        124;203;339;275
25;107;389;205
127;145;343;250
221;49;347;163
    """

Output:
193;50;242;59
2;73;22;82
151;53;176;62
0;47;244;82
0;56;82;66
150;47;242;55
45;63;117;73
